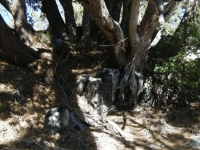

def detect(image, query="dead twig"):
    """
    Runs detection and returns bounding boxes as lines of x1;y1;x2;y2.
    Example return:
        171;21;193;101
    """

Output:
106;119;132;141
99;38;128;47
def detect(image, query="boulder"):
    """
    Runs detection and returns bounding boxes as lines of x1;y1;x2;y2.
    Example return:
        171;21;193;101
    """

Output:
75;68;120;121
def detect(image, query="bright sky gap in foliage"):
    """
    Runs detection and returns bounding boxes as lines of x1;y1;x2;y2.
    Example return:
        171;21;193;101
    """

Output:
0;0;184;33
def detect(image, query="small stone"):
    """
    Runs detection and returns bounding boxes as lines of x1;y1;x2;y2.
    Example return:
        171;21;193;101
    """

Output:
44;107;69;132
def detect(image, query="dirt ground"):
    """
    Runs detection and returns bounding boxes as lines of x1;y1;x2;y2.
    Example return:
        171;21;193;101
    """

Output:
0;46;200;150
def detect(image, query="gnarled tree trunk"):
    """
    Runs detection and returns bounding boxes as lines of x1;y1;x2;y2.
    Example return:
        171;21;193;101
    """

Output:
111;0;123;22
0;14;39;67
122;0;178;107
82;8;91;52
120;0;131;34
78;0;127;67
78;0;179;108
59;0;77;42
41;0;67;41
0;0;36;46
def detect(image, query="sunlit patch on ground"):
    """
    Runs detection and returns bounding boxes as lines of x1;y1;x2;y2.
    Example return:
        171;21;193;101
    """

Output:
0;50;200;150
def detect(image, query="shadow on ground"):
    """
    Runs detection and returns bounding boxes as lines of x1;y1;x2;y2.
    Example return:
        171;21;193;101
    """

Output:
0;48;200;150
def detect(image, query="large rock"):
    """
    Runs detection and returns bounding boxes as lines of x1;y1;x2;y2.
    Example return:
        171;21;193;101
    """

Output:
44;107;69;132
97;68;120;104
75;68;120;120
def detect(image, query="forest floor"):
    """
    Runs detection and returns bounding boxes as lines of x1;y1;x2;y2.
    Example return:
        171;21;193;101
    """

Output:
0;44;200;150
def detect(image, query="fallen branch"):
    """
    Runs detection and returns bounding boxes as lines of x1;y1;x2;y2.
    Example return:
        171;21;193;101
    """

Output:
106;119;133;141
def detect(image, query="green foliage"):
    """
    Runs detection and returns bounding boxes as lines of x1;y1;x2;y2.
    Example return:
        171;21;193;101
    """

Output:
149;8;200;105
154;52;200;102
163;2;184;35
184;21;200;48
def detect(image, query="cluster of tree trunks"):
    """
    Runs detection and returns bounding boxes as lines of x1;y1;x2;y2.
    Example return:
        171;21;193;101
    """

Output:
0;0;197;108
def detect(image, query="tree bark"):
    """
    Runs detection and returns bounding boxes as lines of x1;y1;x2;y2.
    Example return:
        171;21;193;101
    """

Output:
78;0;180;108
59;0;77;42
119;1;179;107
0;14;39;67
111;0;123;22
105;0;114;14
41;0;67;41
105;0;123;22
0;0;36;46
130;1;177;68
120;0;131;35
78;0;127;67
82;8;91;52
82;9;90;38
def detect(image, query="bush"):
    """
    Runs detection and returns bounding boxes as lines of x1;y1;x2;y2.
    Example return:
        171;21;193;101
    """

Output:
153;52;200;104
147;9;200;106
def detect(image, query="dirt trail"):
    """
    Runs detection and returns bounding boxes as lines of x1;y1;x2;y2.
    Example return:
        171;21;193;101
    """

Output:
0;49;200;150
